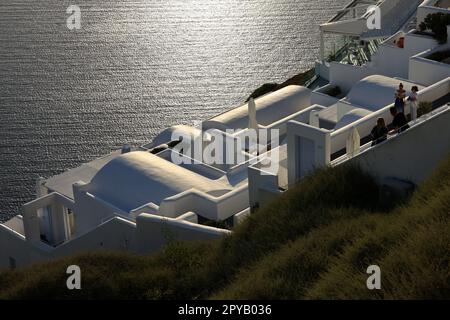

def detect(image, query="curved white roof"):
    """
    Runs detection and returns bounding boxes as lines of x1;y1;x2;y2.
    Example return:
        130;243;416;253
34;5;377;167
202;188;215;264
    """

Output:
334;108;373;130
345;75;423;111
203;85;311;130
151;125;203;148
88;151;230;212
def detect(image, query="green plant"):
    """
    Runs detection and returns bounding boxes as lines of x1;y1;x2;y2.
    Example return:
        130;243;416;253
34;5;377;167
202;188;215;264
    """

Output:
327;52;336;62
324;86;341;97
427;49;450;64
418;101;433;117
245;68;315;101
419;13;450;44
201;219;232;230
246;83;278;102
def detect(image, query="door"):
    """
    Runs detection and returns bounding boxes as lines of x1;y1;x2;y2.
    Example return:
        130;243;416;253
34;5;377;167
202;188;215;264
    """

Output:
297;136;316;180
37;205;53;244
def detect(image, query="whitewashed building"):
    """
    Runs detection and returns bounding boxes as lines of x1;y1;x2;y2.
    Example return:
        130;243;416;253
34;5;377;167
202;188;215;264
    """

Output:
1;0;449;268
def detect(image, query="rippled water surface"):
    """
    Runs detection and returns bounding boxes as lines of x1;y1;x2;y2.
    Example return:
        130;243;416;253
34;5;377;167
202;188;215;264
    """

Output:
0;0;348;221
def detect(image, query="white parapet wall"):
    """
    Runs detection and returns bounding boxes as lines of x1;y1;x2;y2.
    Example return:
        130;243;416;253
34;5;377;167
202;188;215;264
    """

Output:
369;30;438;79
409;45;450;86
157;184;249;221
73;182;131;236
0;216;137;269
136;213;231;254
311;84;341;107
329;63;375;94
258;105;327;139
330;77;450;155
246;142;290;211
347;105;450;184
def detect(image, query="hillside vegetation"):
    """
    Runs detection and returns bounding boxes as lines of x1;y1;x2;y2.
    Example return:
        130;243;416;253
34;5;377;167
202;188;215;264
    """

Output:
0;155;449;299
246;68;315;101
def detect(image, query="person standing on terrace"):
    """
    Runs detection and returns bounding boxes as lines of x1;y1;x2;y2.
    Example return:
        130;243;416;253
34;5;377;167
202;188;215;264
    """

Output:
395;83;406;114
407;86;419;122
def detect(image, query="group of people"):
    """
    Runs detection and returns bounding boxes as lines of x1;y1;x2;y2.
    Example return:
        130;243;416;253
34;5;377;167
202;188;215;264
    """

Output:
370;83;418;146
394;83;419;118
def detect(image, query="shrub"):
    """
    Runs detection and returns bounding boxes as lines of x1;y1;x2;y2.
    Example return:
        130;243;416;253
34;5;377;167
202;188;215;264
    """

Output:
419;13;450;44
427;49;450;64
246;68;315;101
246;83;278;102
418;101;433;117
324;85;341;97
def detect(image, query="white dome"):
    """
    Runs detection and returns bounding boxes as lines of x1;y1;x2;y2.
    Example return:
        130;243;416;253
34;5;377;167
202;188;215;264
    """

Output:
88;151;229;212
345;75;423;111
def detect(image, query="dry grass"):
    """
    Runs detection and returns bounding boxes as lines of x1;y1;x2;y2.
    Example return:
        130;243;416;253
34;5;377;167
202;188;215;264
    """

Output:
0;156;449;300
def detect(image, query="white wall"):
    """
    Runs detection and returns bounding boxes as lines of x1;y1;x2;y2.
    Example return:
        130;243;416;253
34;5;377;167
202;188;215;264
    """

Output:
136;213;230;254
248;164;279;210
0;225;35;269
329;62;374;93
233;208;251;225
287;121;331;186
370;31;437;79
50;217;137;257
311;86;340;107
349;107;450;184
157;184;249;221
371;35;409;78
260;105;327;138
410;46;450;86
0;217;137;269
73;183;128;236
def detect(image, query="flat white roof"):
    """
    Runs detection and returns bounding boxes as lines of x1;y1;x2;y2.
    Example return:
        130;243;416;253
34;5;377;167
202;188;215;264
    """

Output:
45;151;122;199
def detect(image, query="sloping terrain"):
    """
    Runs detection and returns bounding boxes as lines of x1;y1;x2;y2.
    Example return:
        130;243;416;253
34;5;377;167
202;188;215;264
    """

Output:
0;155;449;300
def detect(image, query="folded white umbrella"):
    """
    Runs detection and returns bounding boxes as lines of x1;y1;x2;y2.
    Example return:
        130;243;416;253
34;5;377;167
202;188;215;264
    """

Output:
346;126;361;157
248;97;258;132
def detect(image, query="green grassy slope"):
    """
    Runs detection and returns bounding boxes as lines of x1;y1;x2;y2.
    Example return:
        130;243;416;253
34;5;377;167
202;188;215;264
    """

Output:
0;156;449;300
